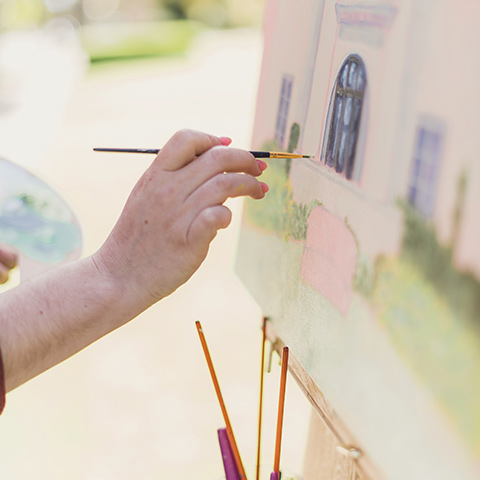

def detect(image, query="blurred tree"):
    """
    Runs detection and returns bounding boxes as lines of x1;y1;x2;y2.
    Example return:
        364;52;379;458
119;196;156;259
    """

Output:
158;0;263;27
162;0;190;19
0;0;264;31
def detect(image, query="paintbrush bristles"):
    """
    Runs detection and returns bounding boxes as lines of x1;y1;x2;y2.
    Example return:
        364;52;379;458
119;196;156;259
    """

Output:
267;152;312;159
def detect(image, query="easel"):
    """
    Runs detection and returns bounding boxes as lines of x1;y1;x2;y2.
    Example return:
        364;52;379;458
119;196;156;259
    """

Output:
197;319;291;480
264;320;381;480
197;315;384;479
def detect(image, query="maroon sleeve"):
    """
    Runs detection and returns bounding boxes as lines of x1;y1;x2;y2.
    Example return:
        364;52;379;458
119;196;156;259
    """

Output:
0;345;5;414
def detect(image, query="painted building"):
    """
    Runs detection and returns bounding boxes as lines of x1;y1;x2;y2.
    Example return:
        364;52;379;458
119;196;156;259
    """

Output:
252;0;480;280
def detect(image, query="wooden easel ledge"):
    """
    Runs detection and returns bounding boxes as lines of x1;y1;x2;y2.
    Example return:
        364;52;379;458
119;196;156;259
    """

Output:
264;320;383;480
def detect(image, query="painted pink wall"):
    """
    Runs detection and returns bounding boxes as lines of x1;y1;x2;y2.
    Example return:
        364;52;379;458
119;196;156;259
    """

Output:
251;0;325;149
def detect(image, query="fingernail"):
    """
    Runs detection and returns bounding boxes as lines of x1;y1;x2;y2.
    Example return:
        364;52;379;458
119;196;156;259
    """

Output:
219;136;232;146
257;159;268;171
260;182;269;194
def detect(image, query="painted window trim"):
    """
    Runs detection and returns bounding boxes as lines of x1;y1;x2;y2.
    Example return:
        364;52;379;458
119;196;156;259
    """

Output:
407;116;445;218
275;74;294;148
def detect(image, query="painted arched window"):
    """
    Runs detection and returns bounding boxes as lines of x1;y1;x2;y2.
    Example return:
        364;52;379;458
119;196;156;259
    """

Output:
324;55;366;180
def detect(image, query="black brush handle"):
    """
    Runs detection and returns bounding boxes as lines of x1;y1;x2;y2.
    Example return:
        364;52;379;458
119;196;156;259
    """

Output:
249;151;270;158
94;148;276;158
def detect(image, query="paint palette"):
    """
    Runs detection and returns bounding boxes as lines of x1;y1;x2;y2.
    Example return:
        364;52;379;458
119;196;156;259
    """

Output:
0;157;82;280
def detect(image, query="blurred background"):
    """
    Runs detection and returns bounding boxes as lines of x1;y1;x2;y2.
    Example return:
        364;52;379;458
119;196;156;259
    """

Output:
0;0;263;34
0;1;312;479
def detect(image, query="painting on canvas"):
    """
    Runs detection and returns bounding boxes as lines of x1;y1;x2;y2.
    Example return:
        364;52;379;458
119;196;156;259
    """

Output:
236;1;480;478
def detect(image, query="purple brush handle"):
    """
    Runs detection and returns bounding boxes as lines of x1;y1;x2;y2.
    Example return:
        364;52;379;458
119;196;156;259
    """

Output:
270;471;279;480
218;428;241;480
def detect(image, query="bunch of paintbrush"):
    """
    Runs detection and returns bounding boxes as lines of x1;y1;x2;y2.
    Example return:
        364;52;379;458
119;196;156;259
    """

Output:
195;320;289;480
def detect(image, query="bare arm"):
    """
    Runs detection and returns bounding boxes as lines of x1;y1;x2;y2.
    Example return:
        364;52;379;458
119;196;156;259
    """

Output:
0;130;268;392
0;256;133;391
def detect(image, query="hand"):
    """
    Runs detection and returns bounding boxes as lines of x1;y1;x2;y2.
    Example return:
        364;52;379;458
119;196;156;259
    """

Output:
93;130;268;308
0;244;18;284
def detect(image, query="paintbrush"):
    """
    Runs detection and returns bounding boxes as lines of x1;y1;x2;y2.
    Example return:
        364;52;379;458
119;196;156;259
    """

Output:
256;318;268;480
93;147;313;159
195;321;248;480
273;346;289;479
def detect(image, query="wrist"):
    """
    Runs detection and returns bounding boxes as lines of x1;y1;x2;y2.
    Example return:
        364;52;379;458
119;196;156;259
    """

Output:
89;243;151;320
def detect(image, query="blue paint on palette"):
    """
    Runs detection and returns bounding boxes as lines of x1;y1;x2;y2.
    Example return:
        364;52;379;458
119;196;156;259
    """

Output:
0;158;82;264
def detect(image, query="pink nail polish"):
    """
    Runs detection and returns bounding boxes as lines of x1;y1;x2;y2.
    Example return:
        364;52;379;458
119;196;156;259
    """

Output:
260;182;269;194
257;159;268;171
219;136;232;146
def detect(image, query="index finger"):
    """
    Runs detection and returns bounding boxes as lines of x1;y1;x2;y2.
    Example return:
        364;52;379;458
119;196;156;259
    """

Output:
178;146;263;198
154;130;225;171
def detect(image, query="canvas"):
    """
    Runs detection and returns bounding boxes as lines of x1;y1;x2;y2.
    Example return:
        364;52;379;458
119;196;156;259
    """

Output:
236;1;480;479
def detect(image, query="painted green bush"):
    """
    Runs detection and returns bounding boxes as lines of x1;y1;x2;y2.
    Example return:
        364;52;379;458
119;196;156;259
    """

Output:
244;140;318;241
400;201;480;328
369;192;480;451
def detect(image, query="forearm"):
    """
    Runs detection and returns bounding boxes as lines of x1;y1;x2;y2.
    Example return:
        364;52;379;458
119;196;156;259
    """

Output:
0;130;267;395
0;255;141;392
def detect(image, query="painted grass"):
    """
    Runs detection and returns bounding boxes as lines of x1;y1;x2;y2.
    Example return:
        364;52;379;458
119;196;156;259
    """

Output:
373;256;480;452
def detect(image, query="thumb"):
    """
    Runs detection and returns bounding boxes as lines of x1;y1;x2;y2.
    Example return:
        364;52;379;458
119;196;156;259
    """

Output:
187;205;232;254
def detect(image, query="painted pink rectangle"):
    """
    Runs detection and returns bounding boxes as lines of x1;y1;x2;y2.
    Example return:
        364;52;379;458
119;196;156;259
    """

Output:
300;206;357;315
